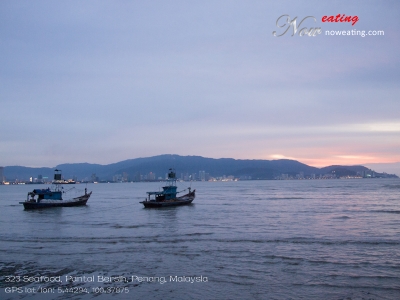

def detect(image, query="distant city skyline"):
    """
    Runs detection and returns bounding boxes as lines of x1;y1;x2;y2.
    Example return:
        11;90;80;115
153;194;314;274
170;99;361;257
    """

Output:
1;1;399;173
2;154;398;184
1;155;399;176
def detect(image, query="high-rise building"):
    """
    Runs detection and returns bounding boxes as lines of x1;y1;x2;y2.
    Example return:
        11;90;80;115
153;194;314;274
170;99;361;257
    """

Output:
122;172;129;182
134;172;141;182
91;173;99;182
199;170;206;181
0;167;4;183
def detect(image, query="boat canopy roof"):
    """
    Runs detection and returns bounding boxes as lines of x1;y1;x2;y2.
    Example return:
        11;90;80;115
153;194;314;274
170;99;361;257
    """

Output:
32;188;51;194
147;191;163;195
147;185;177;196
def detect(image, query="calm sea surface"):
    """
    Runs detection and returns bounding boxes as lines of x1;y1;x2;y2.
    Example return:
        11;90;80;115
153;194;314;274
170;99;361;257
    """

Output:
1;179;400;299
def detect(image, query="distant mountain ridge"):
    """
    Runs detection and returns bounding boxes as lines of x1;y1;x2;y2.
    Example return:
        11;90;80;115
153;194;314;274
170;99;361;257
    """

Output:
2;154;398;181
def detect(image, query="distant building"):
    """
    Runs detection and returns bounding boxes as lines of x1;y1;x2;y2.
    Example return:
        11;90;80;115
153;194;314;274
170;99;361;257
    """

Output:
148;172;155;180
0;166;4;183
122;172;129;182
134;172;141;182
199;171;206;181
113;174;122;182
91;173;99;182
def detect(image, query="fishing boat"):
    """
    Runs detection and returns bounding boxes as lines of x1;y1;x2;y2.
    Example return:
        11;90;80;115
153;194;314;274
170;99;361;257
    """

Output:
20;169;92;209
140;169;195;208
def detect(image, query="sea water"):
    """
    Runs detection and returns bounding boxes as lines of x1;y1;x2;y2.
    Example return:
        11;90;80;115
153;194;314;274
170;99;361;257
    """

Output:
0;179;399;299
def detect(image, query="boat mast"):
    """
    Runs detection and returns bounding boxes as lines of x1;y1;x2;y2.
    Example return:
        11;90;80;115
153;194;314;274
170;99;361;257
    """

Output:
167;168;176;186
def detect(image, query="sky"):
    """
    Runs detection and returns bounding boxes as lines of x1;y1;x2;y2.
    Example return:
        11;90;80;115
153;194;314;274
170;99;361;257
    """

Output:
1;1;399;174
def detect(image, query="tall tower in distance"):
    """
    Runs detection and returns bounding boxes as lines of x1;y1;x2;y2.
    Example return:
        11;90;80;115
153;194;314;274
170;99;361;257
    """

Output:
199;170;206;181
0;166;4;183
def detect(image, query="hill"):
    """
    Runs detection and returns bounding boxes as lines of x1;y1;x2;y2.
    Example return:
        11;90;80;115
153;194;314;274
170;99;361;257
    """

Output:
2;154;398;182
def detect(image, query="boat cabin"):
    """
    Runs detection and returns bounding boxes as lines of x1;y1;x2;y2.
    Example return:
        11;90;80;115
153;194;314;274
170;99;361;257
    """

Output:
147;186;178;202
28;188;63;202
145;169;178;202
